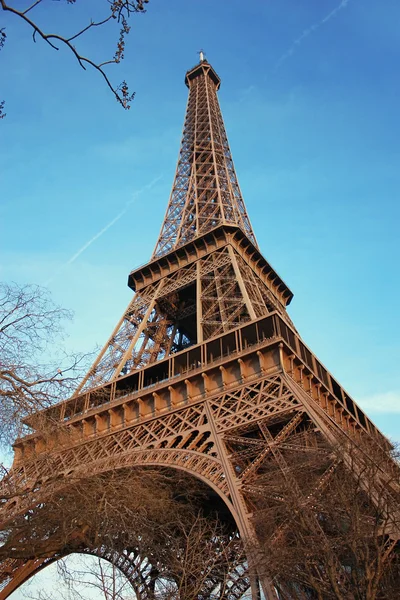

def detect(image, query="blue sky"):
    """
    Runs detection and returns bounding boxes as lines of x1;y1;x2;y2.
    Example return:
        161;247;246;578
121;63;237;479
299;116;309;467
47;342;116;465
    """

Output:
1;0;399;461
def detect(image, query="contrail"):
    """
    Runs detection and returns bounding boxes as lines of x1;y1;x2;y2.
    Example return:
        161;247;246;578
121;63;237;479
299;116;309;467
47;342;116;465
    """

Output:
65;208;128;267
45;174;163;285
65;174;163;266
275;0;351;70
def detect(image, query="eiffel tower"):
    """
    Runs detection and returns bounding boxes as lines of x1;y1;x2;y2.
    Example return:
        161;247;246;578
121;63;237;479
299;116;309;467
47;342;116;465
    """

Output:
0;56;396;599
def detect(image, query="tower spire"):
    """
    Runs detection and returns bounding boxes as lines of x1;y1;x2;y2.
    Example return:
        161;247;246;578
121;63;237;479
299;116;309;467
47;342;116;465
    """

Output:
153;58;257;258
73;59;293;391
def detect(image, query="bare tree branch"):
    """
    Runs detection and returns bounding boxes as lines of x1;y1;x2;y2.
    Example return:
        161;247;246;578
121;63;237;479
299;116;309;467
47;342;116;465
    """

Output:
0;282;92;445
0;468;246;599
251;435;400;599
0;0;150;112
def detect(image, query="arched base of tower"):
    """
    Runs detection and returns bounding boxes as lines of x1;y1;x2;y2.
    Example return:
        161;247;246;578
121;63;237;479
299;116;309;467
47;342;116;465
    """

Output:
0;467;255;600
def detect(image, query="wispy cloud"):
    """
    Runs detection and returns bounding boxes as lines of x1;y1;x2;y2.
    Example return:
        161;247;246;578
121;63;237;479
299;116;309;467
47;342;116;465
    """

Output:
45;175;163;285
275;0;351;70
237;85;256;104
357;391;400;414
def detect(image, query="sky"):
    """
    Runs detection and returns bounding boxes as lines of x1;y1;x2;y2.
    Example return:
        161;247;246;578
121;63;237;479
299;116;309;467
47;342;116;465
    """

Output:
1;0;399;594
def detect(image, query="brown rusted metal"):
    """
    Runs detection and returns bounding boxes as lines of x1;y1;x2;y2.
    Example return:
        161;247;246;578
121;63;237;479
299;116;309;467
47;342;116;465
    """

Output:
0;59;396;600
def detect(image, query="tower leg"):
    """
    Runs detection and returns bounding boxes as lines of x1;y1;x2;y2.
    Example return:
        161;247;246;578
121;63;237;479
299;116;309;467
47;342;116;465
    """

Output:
204;402;277;599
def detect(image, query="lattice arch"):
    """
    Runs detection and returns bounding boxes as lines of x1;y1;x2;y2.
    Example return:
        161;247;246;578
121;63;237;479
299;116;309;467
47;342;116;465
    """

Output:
0;462;250;600
1;546;252;600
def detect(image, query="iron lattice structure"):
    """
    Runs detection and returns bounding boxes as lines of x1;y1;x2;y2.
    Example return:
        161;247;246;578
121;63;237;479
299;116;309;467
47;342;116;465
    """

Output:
153;61;256;258
0;59;398;599
74;60;293;394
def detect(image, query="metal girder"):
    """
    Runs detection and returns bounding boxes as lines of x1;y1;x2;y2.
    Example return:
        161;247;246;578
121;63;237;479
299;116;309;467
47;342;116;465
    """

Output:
153;61;256;259
78;243;289;391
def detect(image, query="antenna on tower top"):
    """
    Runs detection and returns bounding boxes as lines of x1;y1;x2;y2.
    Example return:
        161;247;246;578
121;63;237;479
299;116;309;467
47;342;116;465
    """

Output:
199;49;205;62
